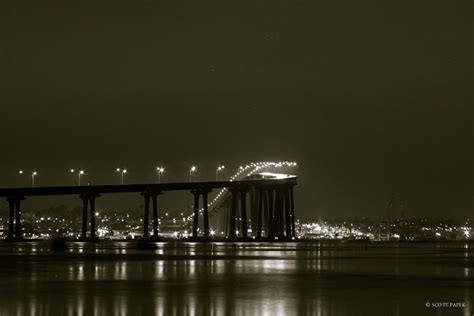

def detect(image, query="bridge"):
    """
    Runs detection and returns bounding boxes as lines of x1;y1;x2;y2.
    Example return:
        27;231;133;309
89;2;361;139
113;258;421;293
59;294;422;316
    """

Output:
0;174;298;242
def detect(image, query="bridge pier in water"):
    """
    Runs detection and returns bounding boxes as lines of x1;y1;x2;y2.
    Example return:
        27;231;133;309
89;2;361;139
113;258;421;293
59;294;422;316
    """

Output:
189;189;212;241
141;191;162;241
79;193;100;241
5;196;25;241
225;188;252;241
225;184;297;241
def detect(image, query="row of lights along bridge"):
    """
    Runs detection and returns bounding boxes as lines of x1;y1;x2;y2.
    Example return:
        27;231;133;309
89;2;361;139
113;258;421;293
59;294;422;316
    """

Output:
17;165;237;187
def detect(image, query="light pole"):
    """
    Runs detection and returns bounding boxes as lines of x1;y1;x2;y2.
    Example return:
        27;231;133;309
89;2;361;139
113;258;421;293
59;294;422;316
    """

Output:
18;170;25;187
156;167;165;183
70;169;75;185
78;170;85;186
31;171;38;187
71;169;85;185
189;166;196;182
118;169;127;184
216;165;225;181
116;168;127;184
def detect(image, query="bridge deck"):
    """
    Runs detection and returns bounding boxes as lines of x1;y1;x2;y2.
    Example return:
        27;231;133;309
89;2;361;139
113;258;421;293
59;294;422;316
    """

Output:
0;177;297;198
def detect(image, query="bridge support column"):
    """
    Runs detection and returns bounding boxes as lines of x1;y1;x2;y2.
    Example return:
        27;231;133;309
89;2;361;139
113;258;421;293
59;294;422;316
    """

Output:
190;189;212;240
249;189;257;237
89;194;99;240
275;187;285;239
6;197;15;240
203;191;209;237
228;189;238;239
267;189;275;239
262;190;269;238
78;193;100;241
290;185;296;238
224;204;229;238
284;186;292;238
192;191;200;238
14;197;25;240
151;192;162;240
256;190;263;239
4;196;25;241
240;189;248;239
142;192;151;239
80;194;89;240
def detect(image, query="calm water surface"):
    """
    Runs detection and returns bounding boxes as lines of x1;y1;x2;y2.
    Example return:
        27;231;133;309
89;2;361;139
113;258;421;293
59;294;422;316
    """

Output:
0;241;472;315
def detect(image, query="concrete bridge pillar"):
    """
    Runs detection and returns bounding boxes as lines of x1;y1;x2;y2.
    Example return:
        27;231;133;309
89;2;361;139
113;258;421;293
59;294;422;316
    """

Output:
262;189;269;238
249;188;258;237
290;185;296;238
275;187;286;239
240;189;248;239
80;194;88;239
5;196;24;241
192;190;200;238
6;197;15;240
79;193;100;241
202;191;209;237
89;193;100;239
228;188;238;239
141;191;151;239
140;191;162;240
151;191;162;239
190;189;212;239
267;189;275;239
284;187;292;238
256;189;264;239
14;197;24;240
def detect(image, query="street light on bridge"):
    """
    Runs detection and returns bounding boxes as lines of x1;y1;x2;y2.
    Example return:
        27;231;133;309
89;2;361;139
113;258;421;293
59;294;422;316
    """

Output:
116;168;127;184
189;166;196;182
31;171;38;187
78;170;85;186
70;169;85;186
216;165;225;181
18;170;25;187
156;167;165;183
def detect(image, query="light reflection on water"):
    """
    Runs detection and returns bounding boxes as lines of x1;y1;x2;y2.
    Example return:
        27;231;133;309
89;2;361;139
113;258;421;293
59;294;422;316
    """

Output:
0;241;472;315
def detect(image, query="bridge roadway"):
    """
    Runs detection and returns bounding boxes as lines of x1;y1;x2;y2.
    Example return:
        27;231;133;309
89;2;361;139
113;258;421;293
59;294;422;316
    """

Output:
0;177;298;242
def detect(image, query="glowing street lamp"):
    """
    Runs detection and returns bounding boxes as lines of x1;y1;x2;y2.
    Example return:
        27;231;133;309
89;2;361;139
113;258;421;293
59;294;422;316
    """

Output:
156;167;165;183
18;170;26;187
78;170;85;186
70;169;85;185
31;171;38;187
116;168;127;184
216;165;225;181
189;166;196;182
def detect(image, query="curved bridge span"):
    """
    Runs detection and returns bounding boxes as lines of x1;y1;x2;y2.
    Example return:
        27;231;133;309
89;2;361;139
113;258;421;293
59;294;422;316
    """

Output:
0;176;297;242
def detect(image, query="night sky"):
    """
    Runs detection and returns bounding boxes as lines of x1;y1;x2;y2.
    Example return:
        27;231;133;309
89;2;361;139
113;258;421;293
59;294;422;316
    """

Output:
0;1;472;220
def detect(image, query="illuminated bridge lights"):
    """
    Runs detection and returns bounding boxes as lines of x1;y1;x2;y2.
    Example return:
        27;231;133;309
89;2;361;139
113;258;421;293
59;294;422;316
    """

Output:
185;161;298;219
